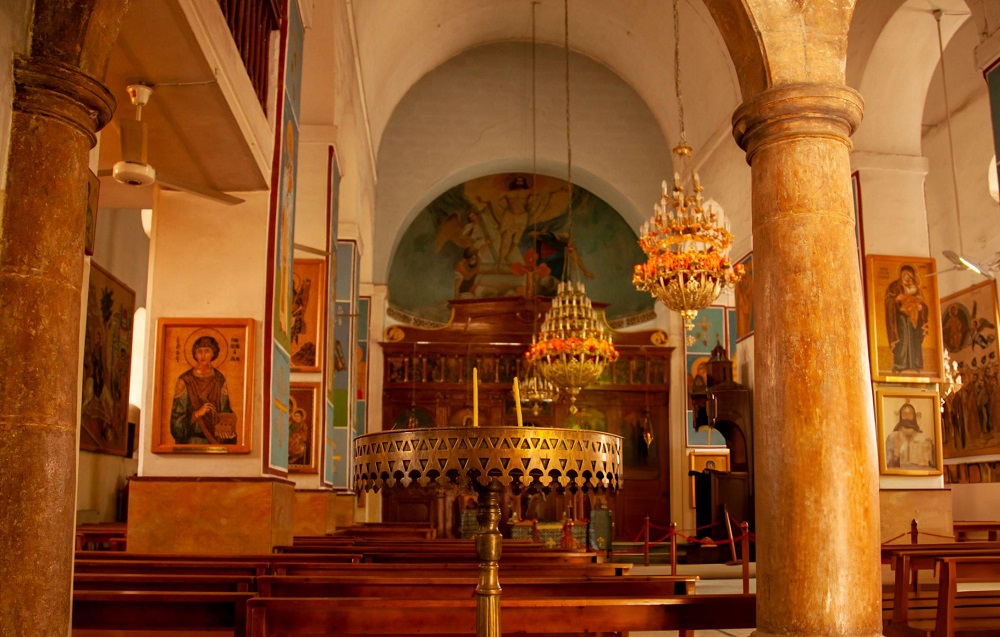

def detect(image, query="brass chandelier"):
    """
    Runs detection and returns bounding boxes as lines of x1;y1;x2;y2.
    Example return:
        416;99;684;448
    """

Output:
525;0;618;414
632;0;742;345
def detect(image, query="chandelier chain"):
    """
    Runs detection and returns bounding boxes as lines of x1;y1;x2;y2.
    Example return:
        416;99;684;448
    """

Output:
674;0;686;146
564;0;573;251
934;10;965;257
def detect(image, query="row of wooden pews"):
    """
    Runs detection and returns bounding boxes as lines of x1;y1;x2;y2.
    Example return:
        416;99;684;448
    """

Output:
882;540;1000;636
72;522;756;637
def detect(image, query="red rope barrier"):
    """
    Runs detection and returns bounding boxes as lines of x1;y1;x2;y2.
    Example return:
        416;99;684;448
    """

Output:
883;530;910;544
918;531;958;540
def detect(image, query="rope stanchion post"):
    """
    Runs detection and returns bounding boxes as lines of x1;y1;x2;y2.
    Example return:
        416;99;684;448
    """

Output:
723;505;737;564
644;515;650;566
910;519;918;545
740;521;750;594
670;522;677;575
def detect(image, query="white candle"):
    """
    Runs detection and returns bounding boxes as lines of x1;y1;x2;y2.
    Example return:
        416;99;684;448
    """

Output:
513;377;523;427
472;367;478;427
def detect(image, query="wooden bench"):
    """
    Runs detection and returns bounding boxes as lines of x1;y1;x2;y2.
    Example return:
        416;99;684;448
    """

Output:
885;551;1000;636
273;561;633;577
74;559;271;579
256;574;699;598
953;521;1000;542
360;550;595;564
73;590;254;637
244;594;756;636
75;523;127;551
73;572;255;592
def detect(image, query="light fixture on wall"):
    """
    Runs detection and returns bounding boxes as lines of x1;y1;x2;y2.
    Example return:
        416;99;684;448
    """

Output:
526;0;618;415
631;0;743;345
520;0;558;417
934;10;1000;280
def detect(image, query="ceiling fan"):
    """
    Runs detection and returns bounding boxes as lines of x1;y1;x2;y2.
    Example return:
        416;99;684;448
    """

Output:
942;249;999;281
99;84;244;206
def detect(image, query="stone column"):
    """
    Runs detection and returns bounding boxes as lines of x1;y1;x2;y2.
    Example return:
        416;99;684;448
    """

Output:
0;57;114;636
732;83;883;637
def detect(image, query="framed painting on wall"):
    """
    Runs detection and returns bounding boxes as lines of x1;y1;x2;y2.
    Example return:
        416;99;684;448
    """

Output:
689;449;731;506
735;252;754;342
152;318;254;454
875;386;942;476
865;255;943;383
289;382;321;473
290;258;325;372
80;262;135;456
940;280;1000;459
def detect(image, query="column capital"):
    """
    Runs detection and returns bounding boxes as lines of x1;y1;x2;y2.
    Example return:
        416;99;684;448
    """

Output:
13;56;115;147
732;83;864;164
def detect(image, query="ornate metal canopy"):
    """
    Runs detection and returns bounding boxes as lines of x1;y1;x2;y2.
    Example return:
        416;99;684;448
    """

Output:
353;426;622;494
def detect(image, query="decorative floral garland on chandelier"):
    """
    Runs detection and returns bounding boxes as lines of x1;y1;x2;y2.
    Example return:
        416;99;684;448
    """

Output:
632;153;744;344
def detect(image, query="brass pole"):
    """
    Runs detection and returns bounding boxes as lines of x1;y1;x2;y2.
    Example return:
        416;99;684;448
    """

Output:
475;478;503;637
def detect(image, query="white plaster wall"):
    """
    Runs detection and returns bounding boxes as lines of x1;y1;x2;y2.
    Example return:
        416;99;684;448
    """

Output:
139;190;270;477
0;0;31;198
374;41;671;283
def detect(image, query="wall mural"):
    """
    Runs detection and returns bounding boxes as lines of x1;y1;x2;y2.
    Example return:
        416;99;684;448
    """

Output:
388;173;653;325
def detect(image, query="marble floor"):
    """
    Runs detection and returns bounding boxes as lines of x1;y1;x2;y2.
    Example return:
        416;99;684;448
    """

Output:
629;563;756;637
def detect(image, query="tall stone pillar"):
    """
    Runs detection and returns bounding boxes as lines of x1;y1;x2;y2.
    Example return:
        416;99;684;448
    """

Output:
732;83;882;637
0;57;114;636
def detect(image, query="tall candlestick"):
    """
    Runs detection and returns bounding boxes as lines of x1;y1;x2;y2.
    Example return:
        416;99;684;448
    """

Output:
513;377;523;427
472;367;478;427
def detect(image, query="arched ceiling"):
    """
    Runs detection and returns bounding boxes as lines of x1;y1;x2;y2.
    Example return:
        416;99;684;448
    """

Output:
852;0;971;155
349;0;742;160
372;42;673;283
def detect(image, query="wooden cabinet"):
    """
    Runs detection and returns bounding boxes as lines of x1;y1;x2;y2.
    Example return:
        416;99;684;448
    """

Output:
379;297;673;541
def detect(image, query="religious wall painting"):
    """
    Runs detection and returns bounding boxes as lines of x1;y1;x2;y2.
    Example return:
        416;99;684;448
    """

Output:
269;343;291;471
689;449;731;507
354;296;371;439
81;262;135;456
735;252;754;341
288;382;320;473
290;259;325;372
151;318;254;454
282;0;304;121
272;95;299;351
328;425;350;489
875;386;943;476
387;173;653;326
687;306;725;355
850;171;866;285
686;410;724;447
322;146;341;487
84;169;99;256
865;255;943;383
945;461;1000;485
940;280;1000;459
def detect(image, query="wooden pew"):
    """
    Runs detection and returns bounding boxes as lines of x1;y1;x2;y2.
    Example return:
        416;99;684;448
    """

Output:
885;549;1000;634
934;556;1000;637
274;561;633;577
881;542;1000;565
73;572;255;592
361;550;595;564
73;590;254;637
75;523;127;551
245;594;757;636
74;559;271;579
256;574;699;598
953;521;1000;542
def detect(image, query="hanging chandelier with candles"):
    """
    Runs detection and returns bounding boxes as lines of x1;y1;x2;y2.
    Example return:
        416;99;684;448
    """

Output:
632;0;742;345
525;0;617;414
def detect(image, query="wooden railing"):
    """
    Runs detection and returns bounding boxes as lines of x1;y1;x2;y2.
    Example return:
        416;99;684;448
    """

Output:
216;0;281;110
